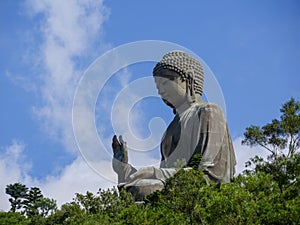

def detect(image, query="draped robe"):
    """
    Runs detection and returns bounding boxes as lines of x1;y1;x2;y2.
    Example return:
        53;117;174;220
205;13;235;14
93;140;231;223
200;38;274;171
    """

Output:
158;102;236;183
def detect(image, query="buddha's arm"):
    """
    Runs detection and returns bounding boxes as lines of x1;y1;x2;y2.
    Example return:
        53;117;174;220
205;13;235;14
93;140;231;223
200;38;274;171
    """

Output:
198;104;227;162
197;103;235;182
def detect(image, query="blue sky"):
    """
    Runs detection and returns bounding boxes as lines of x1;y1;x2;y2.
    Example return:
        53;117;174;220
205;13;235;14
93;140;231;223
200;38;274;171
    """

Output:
1;0;300;209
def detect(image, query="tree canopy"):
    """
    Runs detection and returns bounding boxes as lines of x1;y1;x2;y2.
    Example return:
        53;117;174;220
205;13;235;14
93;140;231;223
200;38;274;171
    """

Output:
242;97;300;158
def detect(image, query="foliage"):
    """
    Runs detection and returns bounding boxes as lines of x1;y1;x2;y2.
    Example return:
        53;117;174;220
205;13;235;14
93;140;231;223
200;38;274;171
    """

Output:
1;166;300;225
5;183;57;219
187;153;203;169
243;97;300;194
242;97;300;158
5;183;28;213
244;153;300;193
0;212;29;225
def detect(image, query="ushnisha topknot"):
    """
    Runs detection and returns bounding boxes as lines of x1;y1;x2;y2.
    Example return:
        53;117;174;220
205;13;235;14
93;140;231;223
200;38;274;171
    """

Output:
153;51;204;96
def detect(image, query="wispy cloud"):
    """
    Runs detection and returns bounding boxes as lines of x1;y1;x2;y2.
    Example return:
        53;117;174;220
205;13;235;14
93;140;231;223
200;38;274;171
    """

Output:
25;0;109;152
0;0;117;211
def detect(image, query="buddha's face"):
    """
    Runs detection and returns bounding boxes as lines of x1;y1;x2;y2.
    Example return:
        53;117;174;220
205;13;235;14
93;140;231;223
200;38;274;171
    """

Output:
154;69;187;109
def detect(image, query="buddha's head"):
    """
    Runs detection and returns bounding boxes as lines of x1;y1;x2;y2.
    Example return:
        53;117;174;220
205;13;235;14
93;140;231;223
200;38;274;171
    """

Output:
153;51;204;110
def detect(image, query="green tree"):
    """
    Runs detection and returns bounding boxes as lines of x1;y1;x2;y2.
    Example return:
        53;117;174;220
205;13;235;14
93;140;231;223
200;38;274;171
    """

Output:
23;187;57;217
5;183;28;213
23;187;43;217
242;97;300;158
2;168;300;224
242;98;300;193
0;211;30;225
5;183;57;219
146;169;208;224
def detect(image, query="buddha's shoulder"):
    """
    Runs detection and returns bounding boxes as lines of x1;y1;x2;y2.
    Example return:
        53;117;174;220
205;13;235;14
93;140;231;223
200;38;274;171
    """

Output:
195;101;222;111
195;102;224;116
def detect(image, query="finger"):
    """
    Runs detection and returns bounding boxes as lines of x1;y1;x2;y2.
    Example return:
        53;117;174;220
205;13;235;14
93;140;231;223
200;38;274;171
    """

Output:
119;135;126;145
119;135;128;163
123;146;128;163
112;135;121;147
112;135;120;153
113;135;120;145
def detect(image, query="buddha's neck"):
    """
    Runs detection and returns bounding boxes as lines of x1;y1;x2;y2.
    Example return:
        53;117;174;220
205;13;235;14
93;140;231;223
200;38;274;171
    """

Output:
175;95;202;115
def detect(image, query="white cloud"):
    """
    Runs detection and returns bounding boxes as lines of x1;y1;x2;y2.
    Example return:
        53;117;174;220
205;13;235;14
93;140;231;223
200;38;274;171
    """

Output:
25;0;109;152
40;157;115;207
0;141;115;211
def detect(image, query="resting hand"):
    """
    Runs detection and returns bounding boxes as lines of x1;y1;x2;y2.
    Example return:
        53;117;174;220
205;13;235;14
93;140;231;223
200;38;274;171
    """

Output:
129;167;155;180
119;167;156;190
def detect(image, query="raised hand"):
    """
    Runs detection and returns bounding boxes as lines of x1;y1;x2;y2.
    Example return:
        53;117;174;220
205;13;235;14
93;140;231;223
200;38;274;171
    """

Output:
112;135;136;183
112;135;128;163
